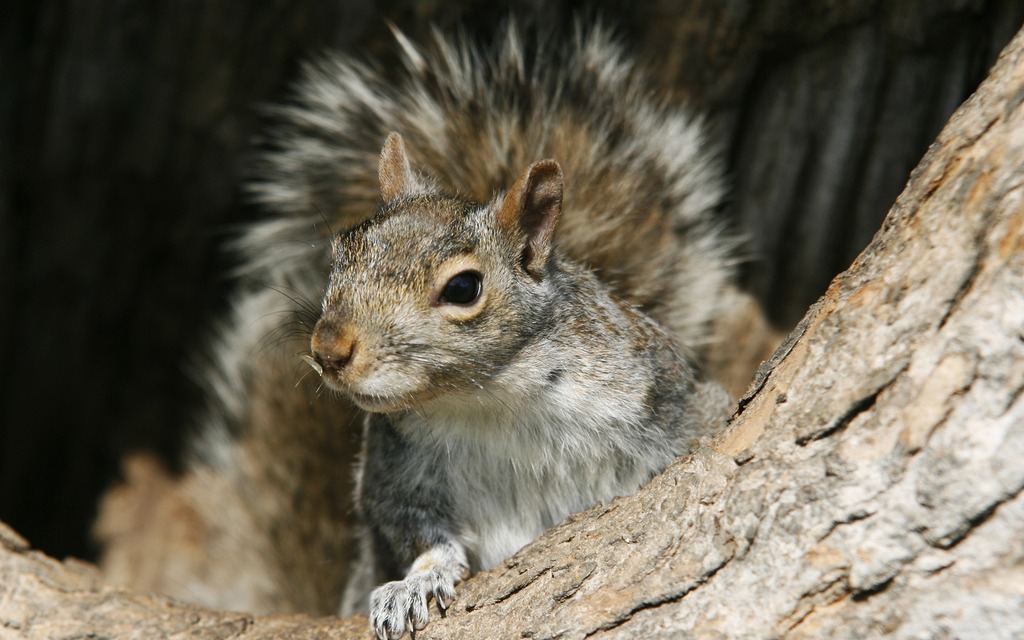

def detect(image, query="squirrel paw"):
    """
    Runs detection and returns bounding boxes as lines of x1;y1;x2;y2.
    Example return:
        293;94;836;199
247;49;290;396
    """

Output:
369;565;460;639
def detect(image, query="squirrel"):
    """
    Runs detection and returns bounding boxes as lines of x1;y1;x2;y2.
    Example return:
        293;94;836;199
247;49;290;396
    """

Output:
321;131;732;639
282;22;735;639
96;19;780;639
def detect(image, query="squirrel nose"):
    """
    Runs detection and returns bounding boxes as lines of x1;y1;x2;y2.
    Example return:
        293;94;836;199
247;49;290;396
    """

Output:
311;319;356;374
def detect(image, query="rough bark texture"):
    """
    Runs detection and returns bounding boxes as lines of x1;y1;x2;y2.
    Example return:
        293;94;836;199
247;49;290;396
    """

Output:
1;0;1020;562
0;521;367;640
3;21;1023;640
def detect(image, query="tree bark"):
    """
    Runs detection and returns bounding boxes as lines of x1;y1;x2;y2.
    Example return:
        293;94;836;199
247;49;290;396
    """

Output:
4;22;1023;640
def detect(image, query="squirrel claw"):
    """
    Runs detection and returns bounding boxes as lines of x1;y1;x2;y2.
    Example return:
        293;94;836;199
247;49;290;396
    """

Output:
369;565;458;639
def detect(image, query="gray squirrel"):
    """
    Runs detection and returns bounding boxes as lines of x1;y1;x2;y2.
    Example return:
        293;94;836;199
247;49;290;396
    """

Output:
293;23;735;639
95;19;757;640
322;131;731;639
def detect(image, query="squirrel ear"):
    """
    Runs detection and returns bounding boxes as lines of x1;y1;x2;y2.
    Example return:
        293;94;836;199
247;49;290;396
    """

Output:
497;160;563;280
378;132;421;202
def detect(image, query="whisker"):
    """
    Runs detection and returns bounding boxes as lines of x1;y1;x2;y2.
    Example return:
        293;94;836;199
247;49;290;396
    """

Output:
262;283;322;320
312;204;337;238
294;367;317;388
252;319;316;357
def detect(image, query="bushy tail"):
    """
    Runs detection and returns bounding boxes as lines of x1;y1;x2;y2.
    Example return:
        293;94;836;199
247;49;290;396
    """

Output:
242;20;734;349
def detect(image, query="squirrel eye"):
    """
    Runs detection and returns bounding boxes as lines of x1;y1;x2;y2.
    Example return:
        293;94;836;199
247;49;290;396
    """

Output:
439;271;482;305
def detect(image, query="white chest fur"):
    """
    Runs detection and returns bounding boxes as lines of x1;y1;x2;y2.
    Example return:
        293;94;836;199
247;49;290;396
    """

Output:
449;442;652;570
396;358;676;571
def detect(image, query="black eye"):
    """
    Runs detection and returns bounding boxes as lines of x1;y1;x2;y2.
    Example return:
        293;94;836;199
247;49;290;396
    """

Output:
440;271;482;305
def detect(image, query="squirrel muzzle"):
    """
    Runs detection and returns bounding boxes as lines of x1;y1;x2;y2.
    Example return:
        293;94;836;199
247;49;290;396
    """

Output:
310;319;357;379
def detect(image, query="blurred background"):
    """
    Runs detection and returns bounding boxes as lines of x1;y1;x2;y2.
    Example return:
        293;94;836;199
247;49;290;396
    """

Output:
1;0;1021;562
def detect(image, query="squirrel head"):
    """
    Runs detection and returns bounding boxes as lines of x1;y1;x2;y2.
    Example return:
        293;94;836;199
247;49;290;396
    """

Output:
310;133;564;413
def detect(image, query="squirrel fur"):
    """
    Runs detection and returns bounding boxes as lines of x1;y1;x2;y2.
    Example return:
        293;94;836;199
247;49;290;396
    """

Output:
94;19;779;635
317;130;731;638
